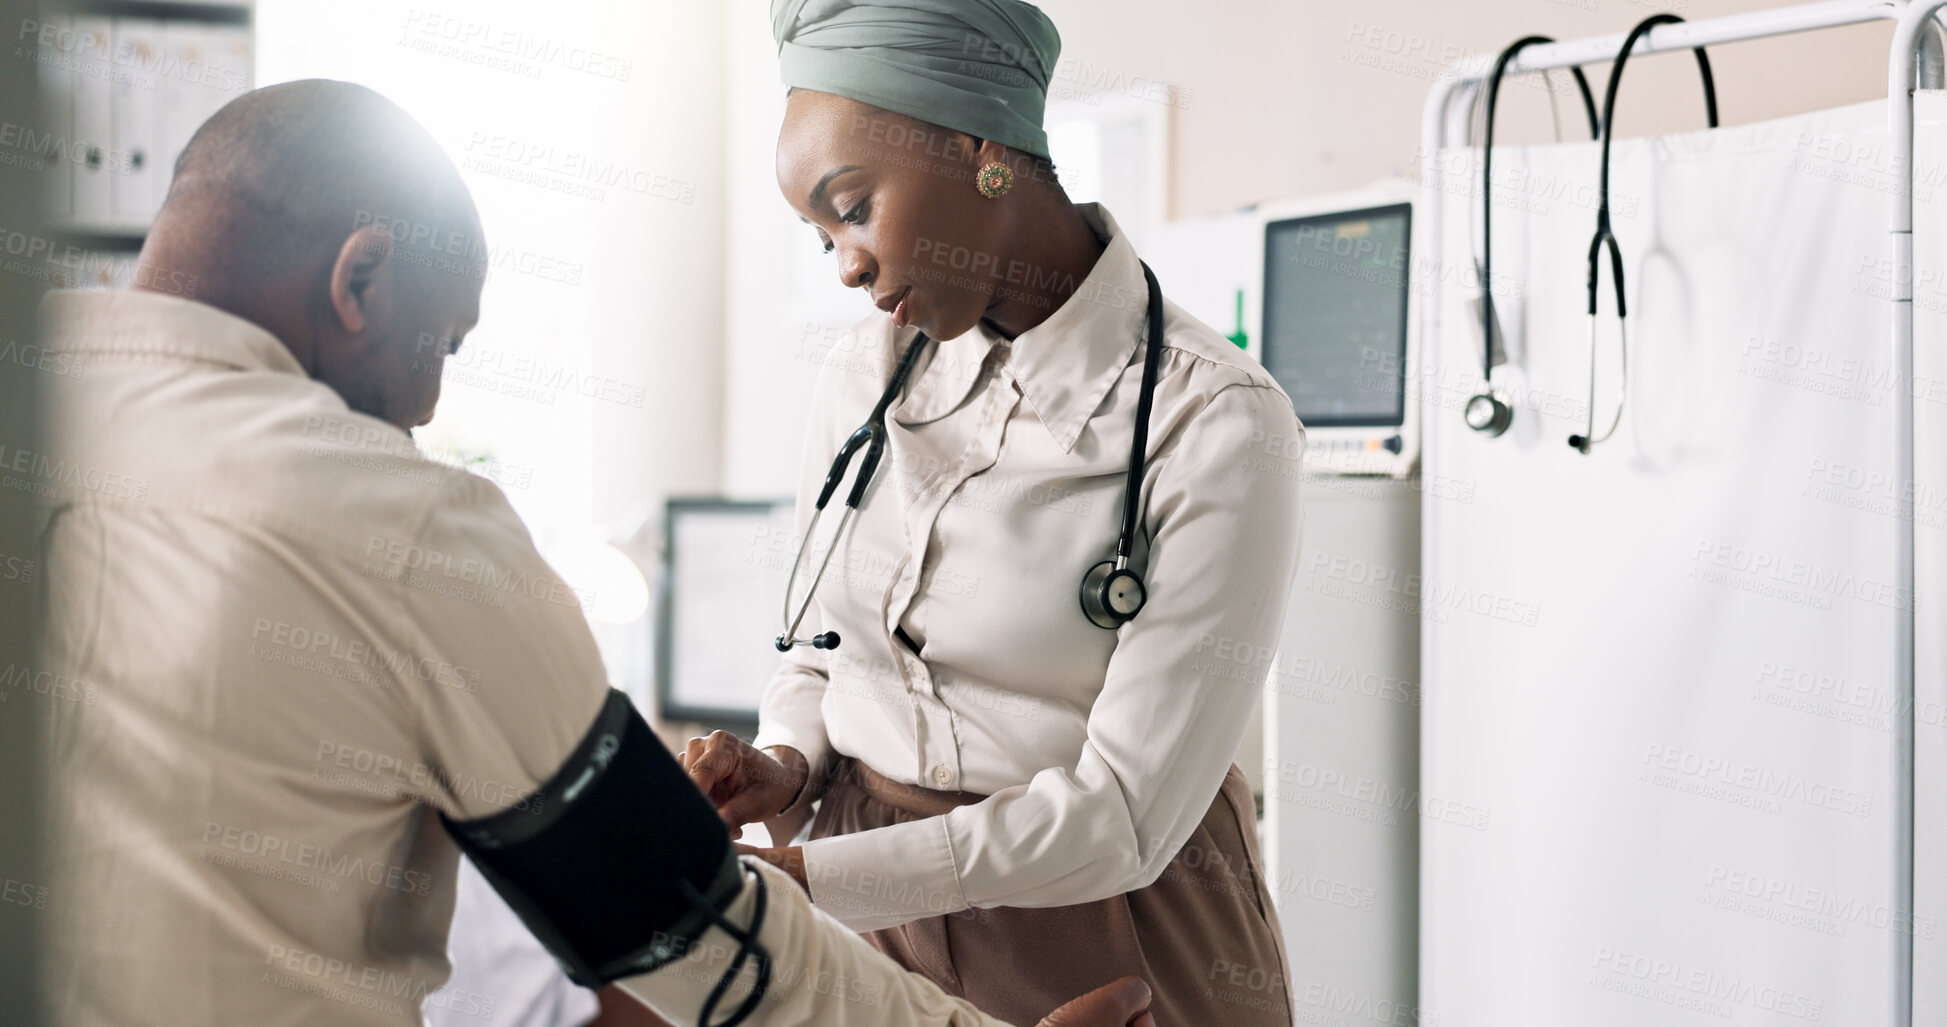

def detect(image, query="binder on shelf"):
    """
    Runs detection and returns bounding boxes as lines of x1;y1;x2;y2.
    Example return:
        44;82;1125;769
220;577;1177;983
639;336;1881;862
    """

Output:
47;11;252;241
154;21;206;202
71;17;114;225
156;22;254;203
206;26;254;106
111;19;164;224
34;13;75;222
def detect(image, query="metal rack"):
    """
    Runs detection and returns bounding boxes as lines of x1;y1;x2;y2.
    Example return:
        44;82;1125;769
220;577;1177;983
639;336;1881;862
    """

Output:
1417;2;1946;1023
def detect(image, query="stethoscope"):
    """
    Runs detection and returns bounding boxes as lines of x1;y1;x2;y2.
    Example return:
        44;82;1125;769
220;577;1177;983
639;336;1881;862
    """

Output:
1465;15;1718;452
1463;35;1600;437
1570;13;1715;454
776;261;1167;652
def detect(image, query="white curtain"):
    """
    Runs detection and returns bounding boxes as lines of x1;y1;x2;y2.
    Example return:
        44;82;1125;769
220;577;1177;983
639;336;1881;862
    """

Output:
1421;95;1944;1026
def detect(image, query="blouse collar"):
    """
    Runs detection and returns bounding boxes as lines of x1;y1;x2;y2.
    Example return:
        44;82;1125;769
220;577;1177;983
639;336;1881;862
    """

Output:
893;202;1149;454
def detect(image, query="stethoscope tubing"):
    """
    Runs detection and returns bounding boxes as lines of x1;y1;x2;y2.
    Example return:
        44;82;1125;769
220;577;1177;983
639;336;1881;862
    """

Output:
1480;36;1602;386
1572;13;1717;452
778;333;933;650
1115;263;1166;569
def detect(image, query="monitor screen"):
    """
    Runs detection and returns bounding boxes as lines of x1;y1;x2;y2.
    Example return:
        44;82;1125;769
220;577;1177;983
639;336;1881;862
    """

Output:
656;499;798;731
1261;202;1412;428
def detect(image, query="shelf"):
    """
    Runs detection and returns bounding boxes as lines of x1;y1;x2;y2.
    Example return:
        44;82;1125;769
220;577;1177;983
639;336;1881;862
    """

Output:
54;0;252;26
46;224;147;252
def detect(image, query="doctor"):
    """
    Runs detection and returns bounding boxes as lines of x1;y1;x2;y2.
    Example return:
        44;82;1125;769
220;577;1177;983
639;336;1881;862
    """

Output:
683;2;1306;1024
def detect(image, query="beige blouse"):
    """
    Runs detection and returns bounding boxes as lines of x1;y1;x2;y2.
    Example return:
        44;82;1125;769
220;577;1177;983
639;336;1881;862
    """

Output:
755;202;1308;932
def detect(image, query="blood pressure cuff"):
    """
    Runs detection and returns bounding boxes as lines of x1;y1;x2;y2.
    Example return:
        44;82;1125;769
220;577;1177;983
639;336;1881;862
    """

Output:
440;689;748;988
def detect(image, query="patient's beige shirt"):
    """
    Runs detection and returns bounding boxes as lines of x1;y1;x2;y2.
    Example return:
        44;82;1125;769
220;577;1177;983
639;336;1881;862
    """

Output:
32;289;610;1025
31;289;1028;1027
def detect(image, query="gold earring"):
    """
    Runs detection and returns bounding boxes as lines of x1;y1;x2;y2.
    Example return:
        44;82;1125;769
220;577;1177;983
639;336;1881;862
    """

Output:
975;161;1013;199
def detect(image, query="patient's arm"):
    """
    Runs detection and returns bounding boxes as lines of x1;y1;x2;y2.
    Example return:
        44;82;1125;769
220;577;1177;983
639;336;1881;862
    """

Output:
618;857;1152;1027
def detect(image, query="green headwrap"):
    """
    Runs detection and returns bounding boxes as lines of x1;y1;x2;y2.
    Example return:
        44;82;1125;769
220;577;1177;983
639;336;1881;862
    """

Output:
770;0;1062;160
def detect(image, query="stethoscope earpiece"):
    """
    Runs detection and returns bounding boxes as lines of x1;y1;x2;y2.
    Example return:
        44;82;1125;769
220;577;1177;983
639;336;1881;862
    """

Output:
773;630;840;651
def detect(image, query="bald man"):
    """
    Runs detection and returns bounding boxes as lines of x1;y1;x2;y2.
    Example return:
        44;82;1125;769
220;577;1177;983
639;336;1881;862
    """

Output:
32;81;1153;1027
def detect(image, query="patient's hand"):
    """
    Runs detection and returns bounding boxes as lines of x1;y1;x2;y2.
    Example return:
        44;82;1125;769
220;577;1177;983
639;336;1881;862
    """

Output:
678;731;808;838
1037;977;1156;1027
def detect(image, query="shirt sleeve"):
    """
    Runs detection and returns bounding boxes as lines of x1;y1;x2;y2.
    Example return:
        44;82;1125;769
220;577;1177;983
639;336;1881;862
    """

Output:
618;857;1020;1027
396;471;611;820
395;474;1017;1025
801;381;1306;930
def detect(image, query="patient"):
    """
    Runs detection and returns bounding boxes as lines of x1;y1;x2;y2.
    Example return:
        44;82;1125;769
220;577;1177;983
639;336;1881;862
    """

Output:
32;79;1151;1027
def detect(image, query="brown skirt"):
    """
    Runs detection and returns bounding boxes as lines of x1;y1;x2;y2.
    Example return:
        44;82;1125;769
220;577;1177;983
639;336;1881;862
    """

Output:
810;757;1294;1027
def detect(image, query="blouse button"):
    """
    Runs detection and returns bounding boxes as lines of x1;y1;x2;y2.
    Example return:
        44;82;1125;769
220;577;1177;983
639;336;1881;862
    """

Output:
932;765;952;786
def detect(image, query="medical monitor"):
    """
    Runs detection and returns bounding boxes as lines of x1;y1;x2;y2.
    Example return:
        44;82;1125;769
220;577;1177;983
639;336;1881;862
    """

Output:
655;498;797;733
1255;185;1420;476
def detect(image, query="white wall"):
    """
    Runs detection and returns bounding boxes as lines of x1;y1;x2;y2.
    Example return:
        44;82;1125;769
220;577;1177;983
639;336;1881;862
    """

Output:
257;0;729;555
1039;0;1894;221
253;0;1901;725
723;0;1896;498
249;0;1897;561
254;0;1896;579
720;0;879;501
713;1;1899;783
257;1;732;703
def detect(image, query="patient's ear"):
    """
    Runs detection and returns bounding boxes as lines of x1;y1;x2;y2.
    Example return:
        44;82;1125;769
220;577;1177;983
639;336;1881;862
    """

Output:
328;225;394;335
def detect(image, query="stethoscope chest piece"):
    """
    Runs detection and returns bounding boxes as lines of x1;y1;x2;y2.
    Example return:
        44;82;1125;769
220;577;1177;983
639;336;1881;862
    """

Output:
1464;391;1514;437
1080;559;1147;629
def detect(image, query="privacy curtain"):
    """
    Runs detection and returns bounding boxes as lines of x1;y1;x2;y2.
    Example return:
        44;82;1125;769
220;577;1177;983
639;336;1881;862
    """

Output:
1420;94;1945;1026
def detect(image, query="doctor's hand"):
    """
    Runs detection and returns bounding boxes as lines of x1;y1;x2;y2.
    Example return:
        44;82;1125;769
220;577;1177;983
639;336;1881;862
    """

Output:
678;731;808;838
1037;976;1157;1027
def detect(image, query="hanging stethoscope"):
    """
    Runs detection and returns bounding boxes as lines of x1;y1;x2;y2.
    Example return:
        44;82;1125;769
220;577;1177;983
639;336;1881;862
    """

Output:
775;262;1168;652
1464;36;1602;437
1569;14;1717;453
1464;19;1719;447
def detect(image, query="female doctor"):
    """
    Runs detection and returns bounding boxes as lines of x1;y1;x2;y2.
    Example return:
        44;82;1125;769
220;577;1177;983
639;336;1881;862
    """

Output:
682;1;1305;1023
